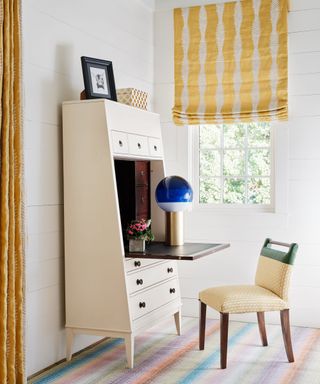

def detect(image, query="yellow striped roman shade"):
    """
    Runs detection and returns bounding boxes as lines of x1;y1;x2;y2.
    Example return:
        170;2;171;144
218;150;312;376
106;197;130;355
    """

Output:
173;0;288;125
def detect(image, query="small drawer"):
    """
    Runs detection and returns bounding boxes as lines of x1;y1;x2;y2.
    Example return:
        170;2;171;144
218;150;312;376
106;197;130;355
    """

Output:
125;258;161;273
148;138;162;157
126;261;177;294
130;278;179;320
128;134;149;157
135;161;149;186
111;131;129;154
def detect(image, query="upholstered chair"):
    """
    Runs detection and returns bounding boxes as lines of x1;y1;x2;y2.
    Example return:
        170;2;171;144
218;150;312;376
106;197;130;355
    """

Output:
199;238;298;369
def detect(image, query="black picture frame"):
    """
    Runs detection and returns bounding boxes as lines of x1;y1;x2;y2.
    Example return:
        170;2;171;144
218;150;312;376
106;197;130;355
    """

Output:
81;56;117;101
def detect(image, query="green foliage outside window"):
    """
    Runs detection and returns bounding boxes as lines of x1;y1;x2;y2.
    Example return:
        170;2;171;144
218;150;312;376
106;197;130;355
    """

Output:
199;122;271;205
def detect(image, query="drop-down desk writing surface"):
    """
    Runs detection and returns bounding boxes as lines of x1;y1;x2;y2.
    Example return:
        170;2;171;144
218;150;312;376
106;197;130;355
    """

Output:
125;242;230;261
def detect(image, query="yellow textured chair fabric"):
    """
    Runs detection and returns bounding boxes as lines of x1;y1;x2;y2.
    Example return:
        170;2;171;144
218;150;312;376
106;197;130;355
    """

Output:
255;255;292;301
199;285;288;314
199;239;298;369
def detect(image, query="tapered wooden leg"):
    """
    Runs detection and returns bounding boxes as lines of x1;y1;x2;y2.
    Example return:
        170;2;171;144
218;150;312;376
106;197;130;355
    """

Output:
174;310;182;336
124;334;134;368
257;312;268;346
66;328;74;361
220;313;229;369
280;309;294;362
199;301;207;350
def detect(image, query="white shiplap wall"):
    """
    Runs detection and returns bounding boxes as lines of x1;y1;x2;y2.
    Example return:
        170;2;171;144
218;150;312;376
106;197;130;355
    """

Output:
154;0;320;328
23;0;154;376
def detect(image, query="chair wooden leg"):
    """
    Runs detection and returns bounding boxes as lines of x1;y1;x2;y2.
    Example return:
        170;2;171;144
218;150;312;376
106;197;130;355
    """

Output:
280;309;294;363
220;312;229;369
257;312;268;346
199;301;207;350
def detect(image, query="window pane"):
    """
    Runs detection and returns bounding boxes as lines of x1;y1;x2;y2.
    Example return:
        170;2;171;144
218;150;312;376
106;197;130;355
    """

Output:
200;125;221;148
200;150;220;177
248;122;270;147
197;122;272;206
224;124;245;148
223;178;245;203
200;177;221;203
248;149;270;176
224;149;245;176
248;178;271;204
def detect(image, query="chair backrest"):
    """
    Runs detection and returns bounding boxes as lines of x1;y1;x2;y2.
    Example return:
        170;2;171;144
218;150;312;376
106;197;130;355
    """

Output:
255;239;298;301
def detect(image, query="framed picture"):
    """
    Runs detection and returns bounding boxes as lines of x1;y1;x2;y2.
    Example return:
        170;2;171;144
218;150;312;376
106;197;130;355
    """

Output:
81;56;117;101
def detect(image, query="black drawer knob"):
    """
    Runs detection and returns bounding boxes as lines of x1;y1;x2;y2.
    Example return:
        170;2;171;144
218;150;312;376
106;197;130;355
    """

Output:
136;279;144;285
134;261;141;267
170;288;176;294
154;145;157;151
139;302;146;308
119;140;123;147
167;267;174;273
137;143;141;149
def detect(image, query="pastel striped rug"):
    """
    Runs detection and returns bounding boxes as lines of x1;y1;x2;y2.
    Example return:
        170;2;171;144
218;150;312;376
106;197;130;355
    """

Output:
29;317;320;384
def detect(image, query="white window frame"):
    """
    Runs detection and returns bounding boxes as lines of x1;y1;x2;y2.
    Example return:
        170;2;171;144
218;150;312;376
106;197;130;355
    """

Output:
190;123;276;214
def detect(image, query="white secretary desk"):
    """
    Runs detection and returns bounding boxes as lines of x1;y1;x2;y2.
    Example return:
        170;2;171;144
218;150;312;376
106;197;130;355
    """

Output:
62;99;182;368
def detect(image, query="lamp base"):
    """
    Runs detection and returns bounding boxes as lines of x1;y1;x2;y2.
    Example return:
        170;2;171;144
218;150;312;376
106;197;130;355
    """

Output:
165;211;183;246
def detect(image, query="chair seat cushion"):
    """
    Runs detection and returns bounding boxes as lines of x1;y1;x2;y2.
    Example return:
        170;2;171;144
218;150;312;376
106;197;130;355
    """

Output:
199;285;288;314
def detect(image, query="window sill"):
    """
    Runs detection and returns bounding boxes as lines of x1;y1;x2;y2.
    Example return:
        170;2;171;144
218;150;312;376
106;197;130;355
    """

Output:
191;203;285;216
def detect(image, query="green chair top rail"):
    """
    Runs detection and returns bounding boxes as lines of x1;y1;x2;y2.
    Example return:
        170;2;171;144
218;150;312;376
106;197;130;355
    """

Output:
260;238;298;265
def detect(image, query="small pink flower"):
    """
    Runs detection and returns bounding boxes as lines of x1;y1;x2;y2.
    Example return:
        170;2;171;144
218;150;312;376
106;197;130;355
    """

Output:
127;219;154;241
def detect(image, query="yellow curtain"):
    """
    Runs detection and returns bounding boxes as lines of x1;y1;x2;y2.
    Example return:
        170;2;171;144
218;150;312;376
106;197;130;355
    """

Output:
173;0;288;125
0;0;25;383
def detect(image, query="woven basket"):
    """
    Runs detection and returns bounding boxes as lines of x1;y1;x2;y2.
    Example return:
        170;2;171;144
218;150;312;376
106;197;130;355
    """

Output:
117;88;148;110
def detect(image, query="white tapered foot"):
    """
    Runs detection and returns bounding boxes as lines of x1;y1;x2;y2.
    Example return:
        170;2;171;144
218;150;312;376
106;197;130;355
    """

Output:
174;310;182;336
124;333;134;368
66;328;74;361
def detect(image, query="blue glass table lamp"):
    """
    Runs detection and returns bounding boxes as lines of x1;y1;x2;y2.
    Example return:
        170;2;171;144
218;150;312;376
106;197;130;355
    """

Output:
155;176;193;246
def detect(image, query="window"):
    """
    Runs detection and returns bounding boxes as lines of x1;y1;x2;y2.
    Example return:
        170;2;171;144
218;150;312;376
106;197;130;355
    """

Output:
195;122;273;208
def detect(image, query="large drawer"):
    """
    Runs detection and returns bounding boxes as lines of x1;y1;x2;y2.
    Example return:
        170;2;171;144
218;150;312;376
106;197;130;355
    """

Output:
130;278;179;320
125;258;162;273
126;261;177;294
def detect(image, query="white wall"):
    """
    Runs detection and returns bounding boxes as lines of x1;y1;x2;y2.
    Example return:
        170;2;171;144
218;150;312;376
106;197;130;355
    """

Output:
154;0;320;328
23;0;320;375
23;0;154;376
